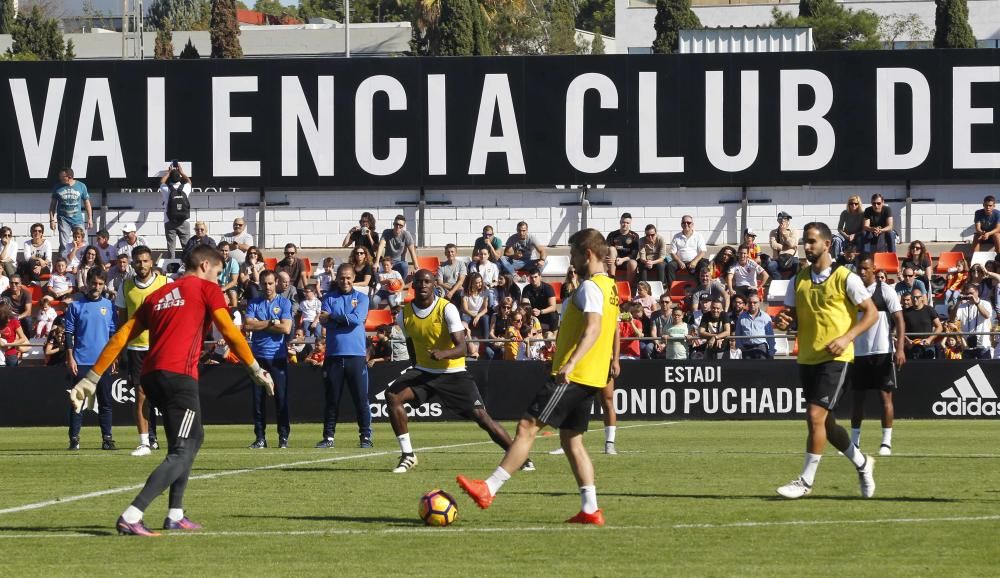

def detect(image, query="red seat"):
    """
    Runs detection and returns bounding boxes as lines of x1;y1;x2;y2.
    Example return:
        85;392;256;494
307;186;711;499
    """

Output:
936;251;964;274
264;257;278;271
28;284;43;304
548;281;563;303
767;305;784;319
669;280;693;300
302;258;313;279
873;252;900;275
365;308;394;332
416;256;440;274
403;286;415;304
616;281;631;302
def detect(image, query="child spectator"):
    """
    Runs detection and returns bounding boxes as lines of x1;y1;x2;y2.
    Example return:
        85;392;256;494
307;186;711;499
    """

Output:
317;256;335;295
724;338;743;360
305;340;326;366
660;307;691;360
300;286;322;339
943;329;964;360
35;296;58;337
287;327;312;364
618;304;642;360
387;311;409;362
44;320;67;366
47;257;75;302
373;256;405;309
367;324;393;367
944;258;969;307
837;241;860;273
633;281;658;319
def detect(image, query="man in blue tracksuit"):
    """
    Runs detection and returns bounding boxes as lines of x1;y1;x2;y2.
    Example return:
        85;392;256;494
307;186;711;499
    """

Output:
64;268;117;450
315;263;371;449
244;270;293;449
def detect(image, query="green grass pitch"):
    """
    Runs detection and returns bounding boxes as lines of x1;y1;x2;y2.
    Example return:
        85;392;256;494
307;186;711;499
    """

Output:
1;419;998;576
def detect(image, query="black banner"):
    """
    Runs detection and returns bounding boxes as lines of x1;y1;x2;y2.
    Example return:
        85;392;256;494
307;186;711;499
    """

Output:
1;51;999;191
2;360;997;427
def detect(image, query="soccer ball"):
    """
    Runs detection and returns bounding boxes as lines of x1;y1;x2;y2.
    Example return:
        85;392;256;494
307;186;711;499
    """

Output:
419;489;458;527
387;278;403;292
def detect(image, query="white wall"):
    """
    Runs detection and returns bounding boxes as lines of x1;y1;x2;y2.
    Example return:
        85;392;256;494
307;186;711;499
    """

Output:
0;184;994;252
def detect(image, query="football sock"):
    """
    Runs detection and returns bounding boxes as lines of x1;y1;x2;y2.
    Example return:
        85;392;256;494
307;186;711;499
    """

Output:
881;428;892;447
140;433;149;446
850;428;861;448
485;467;511;496
397;433;413;454
800;453;822;486
843;443;867;468
167;508;184;522
605;426;617;444
122;505;143;523
580;486;598;514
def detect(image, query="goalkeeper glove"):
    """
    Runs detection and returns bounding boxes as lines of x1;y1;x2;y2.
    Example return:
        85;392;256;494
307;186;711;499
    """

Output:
248;361;275;396
67;370;100;414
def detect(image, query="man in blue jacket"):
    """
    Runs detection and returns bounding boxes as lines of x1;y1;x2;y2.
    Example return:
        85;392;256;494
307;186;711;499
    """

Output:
244;270;293;449
64;268;117;450
316;263;371;449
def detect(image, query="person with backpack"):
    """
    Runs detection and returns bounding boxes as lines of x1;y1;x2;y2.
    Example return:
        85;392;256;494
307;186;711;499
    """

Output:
159;162;192;259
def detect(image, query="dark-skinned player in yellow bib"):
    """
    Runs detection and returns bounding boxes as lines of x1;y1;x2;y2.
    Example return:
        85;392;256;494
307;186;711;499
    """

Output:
458;228;620;525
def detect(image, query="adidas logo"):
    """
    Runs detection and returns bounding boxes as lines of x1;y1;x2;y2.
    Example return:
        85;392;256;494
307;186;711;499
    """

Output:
153;287;185;311
933;365;999;417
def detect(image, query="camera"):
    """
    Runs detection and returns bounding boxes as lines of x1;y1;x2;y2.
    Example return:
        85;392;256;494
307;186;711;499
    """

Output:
170;159;180;168
361;227;369;235
960;295;972;301
619;312;632;321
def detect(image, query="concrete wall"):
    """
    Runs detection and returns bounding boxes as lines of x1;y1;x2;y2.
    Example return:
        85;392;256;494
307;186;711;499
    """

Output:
0;184;994;251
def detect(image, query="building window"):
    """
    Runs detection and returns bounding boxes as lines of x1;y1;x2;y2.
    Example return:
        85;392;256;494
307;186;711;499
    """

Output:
628;46;653;54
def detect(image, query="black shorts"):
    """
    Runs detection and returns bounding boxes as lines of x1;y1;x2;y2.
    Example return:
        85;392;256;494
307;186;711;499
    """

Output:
799;361;850;410
141;370;204;451
126;349;147;387
851;354;896;392
388;368;485;414
526;379;599;432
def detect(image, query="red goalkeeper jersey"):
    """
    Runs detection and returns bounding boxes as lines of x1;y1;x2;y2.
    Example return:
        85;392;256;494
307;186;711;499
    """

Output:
134;275;228;379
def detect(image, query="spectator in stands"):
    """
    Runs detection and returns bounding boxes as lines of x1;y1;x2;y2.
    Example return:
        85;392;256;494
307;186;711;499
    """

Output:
305;340;326;366
607;213;640;286
288;328;312;364
275;271;299;318
74;246;102;293
35;295;58;337
618;304;642;360
0;270;7;295
629;301;654;359
342;212;378;256
837;241;860;273
967;263;995;303
633;281;659;319
50;167;92;252
942;330;964;360
115;224;146;257
47;257;75;302
375;214;418;280
2;273;33;336
894;266;927;297
727;245;769;299
300;286;323;340
500;221;547;276
863;193;895;254
723;338;743;360
218;243;240;308
367;324;393;367
489;296;515;360
349;247;375;292
160;163;193;259
473;225;503;263
44;320;67;366
903;288;941;359
317;257;335;296
0;302;29;367
493;274;521;312
20;223;52;275
710;246;737;280
503;310;528;361
649;294;674;358
950;285;993;359
182;221;216;260
468;247;499;307
372;256;405;309
519;301;543;339
742;228;764;265
687;267;728;312
0;226;16;278
833;195;865;259
559;265;578;302
637;224;668;285
107;253;133;299
387;314;409;362
461;272;490;359
520;270;558;331
728;294;746;321
64;226;88;273
944;257;969;307
94;229;115;266
736;294;776;359
972;195;1000;253
240;246;265;302
767;212;800;278
668;215;707;280
660;307;691;360
436;244;466;303
901;240;932;292
221;218;253;264
698;299;732;360
277;243;308;292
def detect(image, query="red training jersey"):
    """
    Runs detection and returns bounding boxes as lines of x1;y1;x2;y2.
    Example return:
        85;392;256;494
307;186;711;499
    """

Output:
134;275;228;379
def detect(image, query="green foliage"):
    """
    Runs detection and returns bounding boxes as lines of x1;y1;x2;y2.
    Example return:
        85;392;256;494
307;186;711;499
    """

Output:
591;27;606;54
253;0;299;19
482;0;543;55
147;0;213;31
210;0;244;58
879;12;929;48
64;39;75;61
798;0;822;18
179;37;202;58
155;27;176;59
299;0;414;24
547;0;579;55
436;0;478;55
576;0;613;39
652;0;700;54
7;6;68;60
772;0;881;50
0;0;15;34
934;0;976;48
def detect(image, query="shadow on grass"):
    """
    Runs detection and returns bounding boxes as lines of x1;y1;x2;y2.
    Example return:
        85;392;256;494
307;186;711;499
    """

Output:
0;525;113;536
229;514;419;526
504;490;965;503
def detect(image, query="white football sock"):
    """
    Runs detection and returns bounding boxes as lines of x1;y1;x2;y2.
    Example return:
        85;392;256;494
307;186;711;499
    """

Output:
881;428;893;447
580;485;599;514
800;453;822;486
605;426;616;444
843;443;867;468
167;508;184;522
485;467;511;496
850;428;861;448
397;433;413;454
121;505;143;523
139;433;149;446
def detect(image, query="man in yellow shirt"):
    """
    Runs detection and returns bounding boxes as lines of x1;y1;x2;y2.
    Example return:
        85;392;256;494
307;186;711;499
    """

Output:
458;229;620;525
774;222;879;499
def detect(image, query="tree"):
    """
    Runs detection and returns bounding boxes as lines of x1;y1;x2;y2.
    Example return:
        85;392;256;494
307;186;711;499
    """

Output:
64;39;75;60
299;0;413;24
254;0;299;19
481;0;543;55
471;0;491;55
934;0;976;48
547;0;578;54
179;37;201;58
879;12;929;48
652;0;700;54
147;0;212;31
771;0;881;50
8;6;67;60
591;27;606;54
0;0;16;34
798;0;822;18
210;0;243;58
155;26;175;59
436;0;477;55
576;0;613;38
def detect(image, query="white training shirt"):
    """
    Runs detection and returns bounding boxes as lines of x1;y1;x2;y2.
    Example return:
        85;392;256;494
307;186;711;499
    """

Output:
560;278;605;317
405;296;466;373
783;266;869;308
854;281;902;357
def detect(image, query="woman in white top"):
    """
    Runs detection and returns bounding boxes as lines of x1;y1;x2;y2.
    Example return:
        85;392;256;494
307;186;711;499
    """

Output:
461;272;489;358
74;246;102;292
0;227;16;277
21;223;53;271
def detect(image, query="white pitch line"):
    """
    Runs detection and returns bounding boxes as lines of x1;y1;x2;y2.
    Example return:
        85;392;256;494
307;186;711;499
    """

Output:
0;421;681;517
1;514;998;540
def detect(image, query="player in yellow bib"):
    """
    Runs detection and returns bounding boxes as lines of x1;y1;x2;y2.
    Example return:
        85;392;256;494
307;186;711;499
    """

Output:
459;228;619;525
773;222;879;499
114;246;170;457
